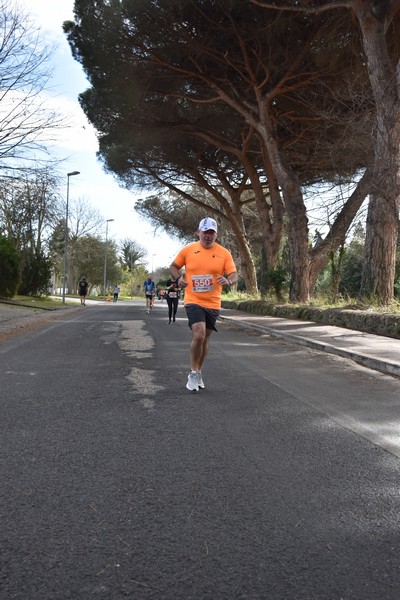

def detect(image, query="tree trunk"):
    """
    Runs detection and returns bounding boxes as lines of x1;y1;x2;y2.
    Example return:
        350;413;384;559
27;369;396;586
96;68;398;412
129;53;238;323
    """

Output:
259;140;285;271
227;207;258;294
361;194;397;302
287;195;312;303
244;141;285;268
258;125;312;302
353;0;400;304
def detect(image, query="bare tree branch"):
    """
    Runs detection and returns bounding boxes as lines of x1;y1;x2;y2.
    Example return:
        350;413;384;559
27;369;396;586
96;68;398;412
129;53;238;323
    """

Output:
0;0;66;169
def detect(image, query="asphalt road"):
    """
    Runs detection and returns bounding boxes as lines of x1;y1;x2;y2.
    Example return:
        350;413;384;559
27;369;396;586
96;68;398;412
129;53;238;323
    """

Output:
1;300;400;600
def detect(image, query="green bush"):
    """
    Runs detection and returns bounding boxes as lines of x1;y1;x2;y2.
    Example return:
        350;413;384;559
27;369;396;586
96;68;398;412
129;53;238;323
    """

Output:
0;235;20;298
18;251;52;296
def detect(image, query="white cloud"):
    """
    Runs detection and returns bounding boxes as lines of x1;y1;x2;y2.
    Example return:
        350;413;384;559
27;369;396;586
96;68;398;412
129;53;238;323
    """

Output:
44;93;99;152
21;0;75;36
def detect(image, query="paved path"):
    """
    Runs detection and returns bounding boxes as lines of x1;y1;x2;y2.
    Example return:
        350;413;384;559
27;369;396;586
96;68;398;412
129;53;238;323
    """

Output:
1;301;400;378
2;301;400;599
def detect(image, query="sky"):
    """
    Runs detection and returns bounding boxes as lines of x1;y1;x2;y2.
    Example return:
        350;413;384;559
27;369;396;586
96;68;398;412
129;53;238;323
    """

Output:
18;0;183;272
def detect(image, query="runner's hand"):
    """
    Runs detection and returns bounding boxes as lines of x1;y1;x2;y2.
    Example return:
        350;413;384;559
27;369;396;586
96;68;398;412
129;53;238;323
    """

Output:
178;277;188;288
217;274;230;286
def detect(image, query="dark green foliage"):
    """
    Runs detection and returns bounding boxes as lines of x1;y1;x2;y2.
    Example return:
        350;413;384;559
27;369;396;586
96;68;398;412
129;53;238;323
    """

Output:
339;236;365;298
258;240;290;298
157;278;170;289
64;1;370;187
18;250;52;296
0;235;20;298
265;267;288;301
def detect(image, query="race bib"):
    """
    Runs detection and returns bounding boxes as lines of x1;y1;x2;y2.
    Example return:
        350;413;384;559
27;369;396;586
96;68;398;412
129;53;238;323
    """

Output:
192;274;213;292
169;291;178;298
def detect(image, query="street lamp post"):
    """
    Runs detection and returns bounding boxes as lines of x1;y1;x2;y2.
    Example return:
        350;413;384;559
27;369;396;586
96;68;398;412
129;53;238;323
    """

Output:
130;252;133;299
103;218;114;298
62;171;80;304
151;253;156;274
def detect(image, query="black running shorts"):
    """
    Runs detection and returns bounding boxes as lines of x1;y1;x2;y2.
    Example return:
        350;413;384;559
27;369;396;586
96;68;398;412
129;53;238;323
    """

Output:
185;303;219;331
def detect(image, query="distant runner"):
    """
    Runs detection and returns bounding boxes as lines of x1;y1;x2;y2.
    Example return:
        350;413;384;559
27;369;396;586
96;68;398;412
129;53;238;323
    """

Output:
78;276;88;306
113;283;120;303
144;276;156;314
165;279;180;324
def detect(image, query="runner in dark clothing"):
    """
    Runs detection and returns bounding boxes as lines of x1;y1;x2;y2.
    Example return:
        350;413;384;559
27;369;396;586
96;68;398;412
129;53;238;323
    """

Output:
165;280;180;324
78;277;88;306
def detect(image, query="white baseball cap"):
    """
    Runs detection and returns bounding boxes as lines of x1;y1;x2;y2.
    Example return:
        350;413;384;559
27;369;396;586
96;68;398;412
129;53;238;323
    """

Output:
198;217;218;232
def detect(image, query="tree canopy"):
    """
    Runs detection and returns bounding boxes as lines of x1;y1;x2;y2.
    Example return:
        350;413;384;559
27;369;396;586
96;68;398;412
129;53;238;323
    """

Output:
64;0;400;302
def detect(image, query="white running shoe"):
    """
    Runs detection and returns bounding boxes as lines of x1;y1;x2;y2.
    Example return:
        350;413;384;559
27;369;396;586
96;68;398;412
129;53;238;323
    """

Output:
186;371;199;392
197;371;205;389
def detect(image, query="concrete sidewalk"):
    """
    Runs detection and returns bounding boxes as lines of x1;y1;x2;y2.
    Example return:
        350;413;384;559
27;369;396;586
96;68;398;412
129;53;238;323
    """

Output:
219;307;400;379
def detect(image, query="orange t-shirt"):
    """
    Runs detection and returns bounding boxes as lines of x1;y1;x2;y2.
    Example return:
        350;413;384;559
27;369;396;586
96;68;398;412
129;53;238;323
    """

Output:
172;241;236;309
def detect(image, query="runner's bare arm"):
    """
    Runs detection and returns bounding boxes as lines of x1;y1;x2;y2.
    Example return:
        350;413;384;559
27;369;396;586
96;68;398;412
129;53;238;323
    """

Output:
170;262;188;287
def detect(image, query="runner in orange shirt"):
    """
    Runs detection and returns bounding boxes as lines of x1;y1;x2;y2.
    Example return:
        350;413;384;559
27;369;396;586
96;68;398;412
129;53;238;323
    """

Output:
170;217;238;392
